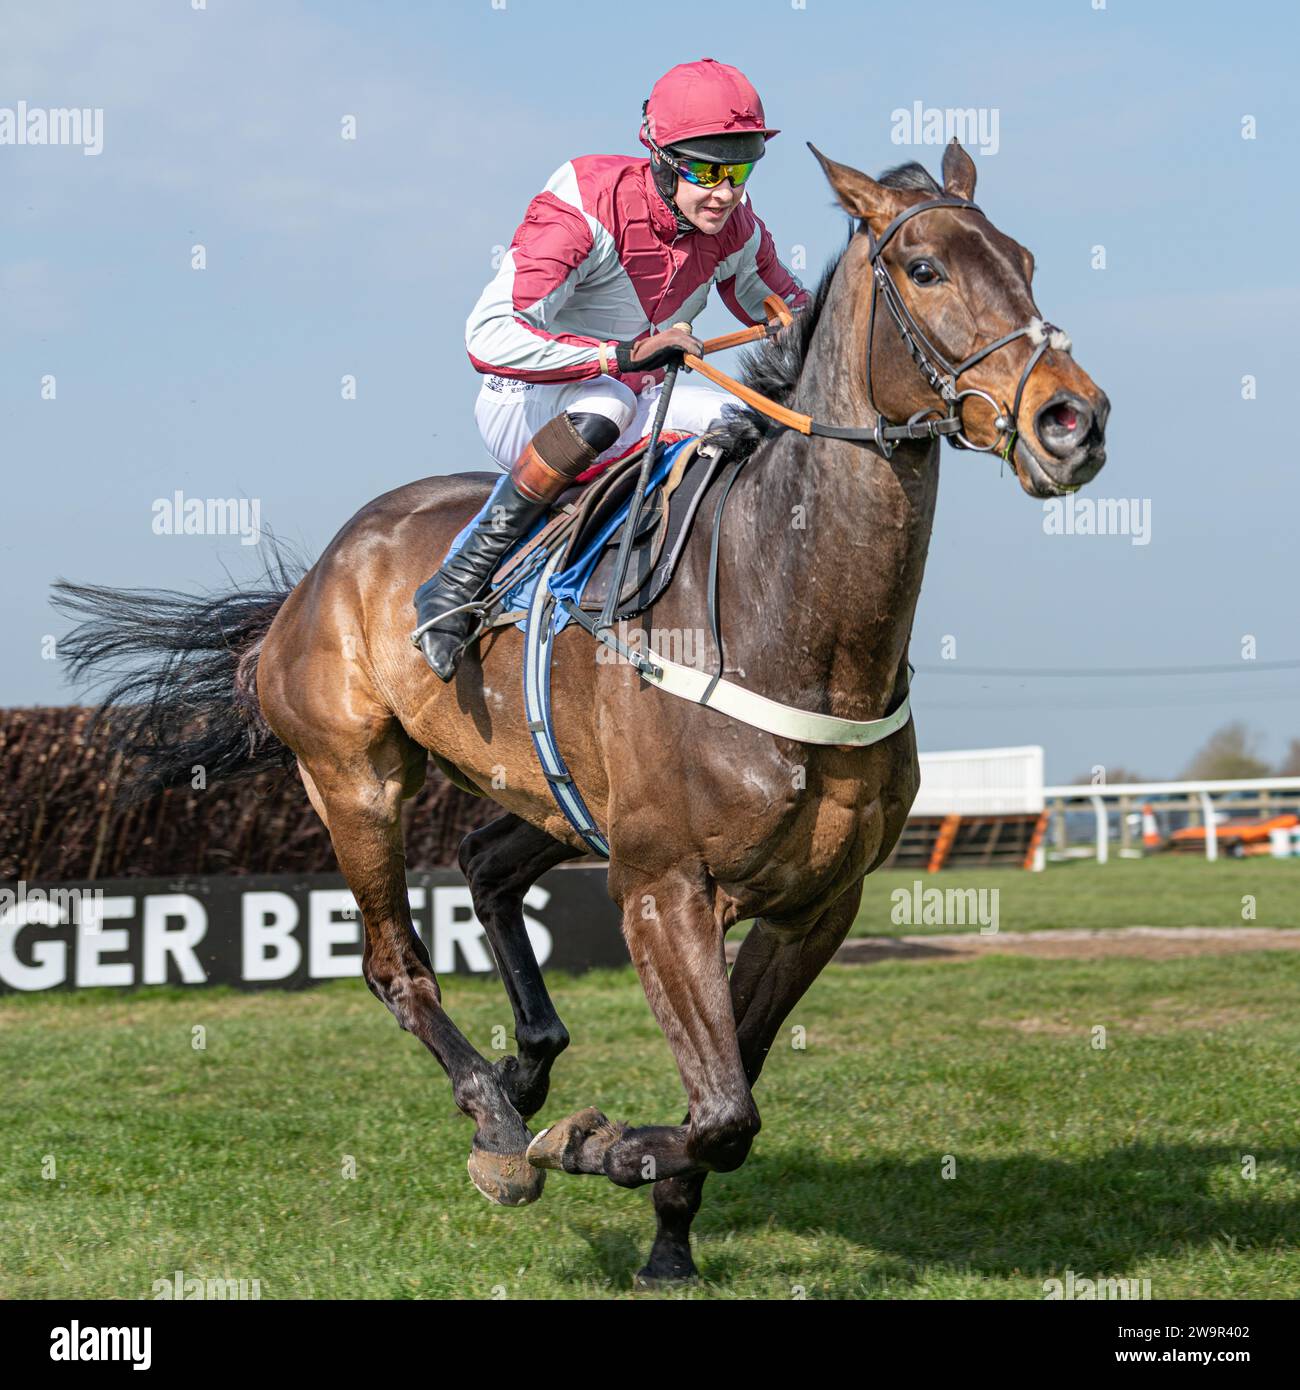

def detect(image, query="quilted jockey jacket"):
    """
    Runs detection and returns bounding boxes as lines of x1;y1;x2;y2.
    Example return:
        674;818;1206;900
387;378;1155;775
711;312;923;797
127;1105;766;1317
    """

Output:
465;154;811;395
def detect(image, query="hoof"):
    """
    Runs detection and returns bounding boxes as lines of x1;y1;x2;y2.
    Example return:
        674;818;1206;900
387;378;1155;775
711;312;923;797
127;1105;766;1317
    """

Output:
634;1246;698;1289
525;1106;625;1173
467;1145;546;1206
633;1266;698;1292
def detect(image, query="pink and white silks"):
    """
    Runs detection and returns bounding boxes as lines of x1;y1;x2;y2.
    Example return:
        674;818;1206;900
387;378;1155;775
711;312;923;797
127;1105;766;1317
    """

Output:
465;154;811;471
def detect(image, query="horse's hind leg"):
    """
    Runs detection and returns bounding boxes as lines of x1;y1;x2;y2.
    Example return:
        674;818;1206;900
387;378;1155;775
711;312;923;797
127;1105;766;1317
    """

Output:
640;883;865;1284
459;813;579;1119
297;724;544;1207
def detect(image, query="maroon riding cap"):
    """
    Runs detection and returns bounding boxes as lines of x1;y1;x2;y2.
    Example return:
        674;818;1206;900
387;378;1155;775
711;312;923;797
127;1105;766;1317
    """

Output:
639;58;780;153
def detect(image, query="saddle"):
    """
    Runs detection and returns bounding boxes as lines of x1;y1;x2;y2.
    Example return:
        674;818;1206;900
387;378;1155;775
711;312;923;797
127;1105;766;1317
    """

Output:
477;431;726;632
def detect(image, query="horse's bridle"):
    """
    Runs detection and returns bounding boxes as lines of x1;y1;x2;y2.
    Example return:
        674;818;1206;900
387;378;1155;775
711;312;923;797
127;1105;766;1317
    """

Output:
854;195;1073;461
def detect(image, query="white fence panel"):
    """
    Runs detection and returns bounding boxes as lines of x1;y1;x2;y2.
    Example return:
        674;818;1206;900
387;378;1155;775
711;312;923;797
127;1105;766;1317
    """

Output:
913;746;1045;816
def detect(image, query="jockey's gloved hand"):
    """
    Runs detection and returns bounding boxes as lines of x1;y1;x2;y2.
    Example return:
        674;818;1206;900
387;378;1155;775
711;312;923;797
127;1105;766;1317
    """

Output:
616;327;703;374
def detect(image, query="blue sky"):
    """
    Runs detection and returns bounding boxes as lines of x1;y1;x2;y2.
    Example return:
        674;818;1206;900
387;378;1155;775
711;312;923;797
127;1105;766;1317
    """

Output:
2;0;1297;781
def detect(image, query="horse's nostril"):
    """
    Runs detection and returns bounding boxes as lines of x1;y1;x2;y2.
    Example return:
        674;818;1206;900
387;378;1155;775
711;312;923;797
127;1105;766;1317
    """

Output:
1034;394;1094;459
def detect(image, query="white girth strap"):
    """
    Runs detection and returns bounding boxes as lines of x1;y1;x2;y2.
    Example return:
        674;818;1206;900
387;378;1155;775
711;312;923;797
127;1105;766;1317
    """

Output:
637;652;913;747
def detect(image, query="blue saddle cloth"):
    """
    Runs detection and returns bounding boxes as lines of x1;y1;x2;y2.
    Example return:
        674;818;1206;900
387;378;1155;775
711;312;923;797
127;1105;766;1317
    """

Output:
444;437;696;633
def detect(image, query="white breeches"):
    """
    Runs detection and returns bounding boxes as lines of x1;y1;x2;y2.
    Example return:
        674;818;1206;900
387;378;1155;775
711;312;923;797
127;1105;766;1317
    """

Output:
474;372;733;471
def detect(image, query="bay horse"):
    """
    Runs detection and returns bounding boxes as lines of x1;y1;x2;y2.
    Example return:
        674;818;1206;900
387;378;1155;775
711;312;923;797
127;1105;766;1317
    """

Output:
55;140;1108;1285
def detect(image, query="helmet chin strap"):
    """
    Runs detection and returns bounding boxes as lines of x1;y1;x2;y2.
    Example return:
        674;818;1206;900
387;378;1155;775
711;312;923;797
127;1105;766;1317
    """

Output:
650;151;695;235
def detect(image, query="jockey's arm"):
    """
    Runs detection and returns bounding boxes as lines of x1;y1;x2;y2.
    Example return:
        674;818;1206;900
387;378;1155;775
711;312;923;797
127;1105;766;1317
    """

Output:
715;205;811;327
464;185;624;386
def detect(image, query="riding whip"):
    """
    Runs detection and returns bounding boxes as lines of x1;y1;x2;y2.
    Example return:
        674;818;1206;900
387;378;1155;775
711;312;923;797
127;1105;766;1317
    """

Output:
596;322;692;636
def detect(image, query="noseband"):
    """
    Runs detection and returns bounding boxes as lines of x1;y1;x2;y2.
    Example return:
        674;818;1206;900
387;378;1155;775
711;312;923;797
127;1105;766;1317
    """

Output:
858;195;1072;460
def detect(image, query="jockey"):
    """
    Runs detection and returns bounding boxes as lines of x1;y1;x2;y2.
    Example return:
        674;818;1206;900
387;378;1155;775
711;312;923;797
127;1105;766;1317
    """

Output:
412;57;811;680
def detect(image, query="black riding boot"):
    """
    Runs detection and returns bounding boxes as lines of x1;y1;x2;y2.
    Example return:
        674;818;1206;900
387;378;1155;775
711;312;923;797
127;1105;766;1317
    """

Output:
411;476;545;680
412;411;618;681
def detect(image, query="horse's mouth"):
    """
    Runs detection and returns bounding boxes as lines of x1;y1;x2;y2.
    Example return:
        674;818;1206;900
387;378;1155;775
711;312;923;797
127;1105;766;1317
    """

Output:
1012;436;1107;498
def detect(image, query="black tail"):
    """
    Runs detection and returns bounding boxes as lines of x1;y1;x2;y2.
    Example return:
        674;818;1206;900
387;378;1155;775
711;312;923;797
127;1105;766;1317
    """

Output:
50;538;308;801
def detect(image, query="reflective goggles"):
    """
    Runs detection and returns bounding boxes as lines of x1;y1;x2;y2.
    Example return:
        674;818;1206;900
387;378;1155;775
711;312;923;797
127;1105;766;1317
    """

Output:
662;151;757;189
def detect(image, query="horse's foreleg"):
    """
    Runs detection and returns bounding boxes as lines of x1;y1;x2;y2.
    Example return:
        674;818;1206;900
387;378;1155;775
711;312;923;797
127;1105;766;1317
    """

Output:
459;813;578;1119
301;738;544;1207
528;868;759;1189
640;882;866;1284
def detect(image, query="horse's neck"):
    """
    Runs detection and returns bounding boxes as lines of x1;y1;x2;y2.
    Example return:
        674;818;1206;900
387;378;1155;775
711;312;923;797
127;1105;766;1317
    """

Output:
727;253;940;718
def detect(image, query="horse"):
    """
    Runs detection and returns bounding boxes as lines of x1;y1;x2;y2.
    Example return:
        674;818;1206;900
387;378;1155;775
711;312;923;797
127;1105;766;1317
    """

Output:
54;139;1108;1286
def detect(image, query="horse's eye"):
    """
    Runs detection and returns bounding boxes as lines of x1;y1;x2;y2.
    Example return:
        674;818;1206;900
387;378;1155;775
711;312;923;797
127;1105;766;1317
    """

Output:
909;260;941;286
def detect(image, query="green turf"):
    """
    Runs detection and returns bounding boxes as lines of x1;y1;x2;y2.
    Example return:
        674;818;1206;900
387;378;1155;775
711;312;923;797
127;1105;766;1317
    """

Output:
852;856;1300;936
3;951;1297;1299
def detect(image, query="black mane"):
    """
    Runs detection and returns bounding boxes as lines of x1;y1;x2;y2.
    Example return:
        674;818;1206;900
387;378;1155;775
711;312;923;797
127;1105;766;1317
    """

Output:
706;161;940;462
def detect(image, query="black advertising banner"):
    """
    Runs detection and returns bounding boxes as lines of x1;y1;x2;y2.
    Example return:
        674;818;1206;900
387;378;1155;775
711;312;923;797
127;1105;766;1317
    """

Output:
0;866;627;994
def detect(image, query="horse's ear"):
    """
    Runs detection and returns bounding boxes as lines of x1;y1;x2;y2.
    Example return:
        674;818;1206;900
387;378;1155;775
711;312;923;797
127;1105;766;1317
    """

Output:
942;139;977;199
807;143;895;225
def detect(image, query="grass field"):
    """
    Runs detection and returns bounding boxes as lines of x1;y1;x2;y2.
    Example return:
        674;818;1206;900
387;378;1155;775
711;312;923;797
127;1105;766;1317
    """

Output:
4;943;1298;1298
853;857;1300;935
